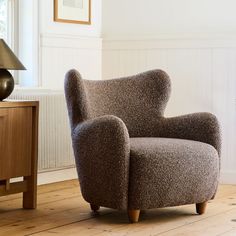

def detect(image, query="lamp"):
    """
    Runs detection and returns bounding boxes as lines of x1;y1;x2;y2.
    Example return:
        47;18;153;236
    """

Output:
0;38;26;101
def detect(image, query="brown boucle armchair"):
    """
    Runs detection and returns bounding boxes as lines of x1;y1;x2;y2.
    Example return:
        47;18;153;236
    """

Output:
64;69;221;223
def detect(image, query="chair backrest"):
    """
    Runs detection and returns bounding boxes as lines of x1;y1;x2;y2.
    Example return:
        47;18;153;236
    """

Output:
64;69;171;137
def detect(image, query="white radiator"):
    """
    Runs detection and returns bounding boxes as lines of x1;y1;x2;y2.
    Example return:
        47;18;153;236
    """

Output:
9;89;75;172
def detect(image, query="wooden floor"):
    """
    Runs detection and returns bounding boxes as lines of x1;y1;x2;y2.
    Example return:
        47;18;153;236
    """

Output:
0;181;236;236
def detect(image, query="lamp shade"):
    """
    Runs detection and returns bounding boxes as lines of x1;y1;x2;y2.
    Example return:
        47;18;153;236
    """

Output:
0;39;26;70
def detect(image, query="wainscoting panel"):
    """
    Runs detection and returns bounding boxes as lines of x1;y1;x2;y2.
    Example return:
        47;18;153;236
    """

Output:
102;38;236;183
40;34;102;89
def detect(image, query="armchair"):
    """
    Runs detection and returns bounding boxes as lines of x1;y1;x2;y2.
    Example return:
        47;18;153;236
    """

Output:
64;69;220;223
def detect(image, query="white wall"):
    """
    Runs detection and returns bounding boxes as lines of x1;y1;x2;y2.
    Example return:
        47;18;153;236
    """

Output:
19;0;102;90
40;0;102;37
38;0;103;89
102;0;236;39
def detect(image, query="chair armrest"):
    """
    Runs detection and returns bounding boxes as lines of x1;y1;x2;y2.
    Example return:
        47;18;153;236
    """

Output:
72;115;130;210
158;112;221;155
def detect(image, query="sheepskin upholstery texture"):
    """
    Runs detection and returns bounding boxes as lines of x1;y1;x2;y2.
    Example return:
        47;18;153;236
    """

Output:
64;69;221;210
129;138;219;209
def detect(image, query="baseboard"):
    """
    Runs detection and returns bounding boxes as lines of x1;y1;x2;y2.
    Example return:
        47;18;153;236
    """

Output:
36;168;236;185
37;167;78;185
220;171;236;185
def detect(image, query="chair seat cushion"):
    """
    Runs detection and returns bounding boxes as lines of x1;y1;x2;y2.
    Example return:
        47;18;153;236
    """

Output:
128;137;219;209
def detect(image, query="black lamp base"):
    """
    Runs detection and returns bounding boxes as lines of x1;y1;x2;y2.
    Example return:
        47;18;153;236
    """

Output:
0;69;14;101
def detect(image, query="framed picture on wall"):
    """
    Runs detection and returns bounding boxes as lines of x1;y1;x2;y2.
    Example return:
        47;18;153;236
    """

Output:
54;0;91;24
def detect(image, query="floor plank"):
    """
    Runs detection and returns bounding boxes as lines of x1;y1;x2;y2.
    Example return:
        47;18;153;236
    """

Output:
157;208;236;236
0;181;235;236
0;180;79;203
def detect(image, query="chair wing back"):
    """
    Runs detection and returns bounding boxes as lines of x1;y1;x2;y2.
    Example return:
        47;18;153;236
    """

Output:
64;69;90;130
65;69;171;136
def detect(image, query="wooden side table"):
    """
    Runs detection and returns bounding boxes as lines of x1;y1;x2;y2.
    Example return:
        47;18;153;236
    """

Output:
0;101;39;209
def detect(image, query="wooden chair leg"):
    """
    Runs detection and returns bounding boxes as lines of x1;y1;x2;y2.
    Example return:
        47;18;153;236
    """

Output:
196;202;207;215
128;209;140;223
90;204;100;212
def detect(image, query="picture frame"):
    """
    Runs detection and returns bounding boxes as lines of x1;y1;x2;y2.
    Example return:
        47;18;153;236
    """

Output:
54;0;91;25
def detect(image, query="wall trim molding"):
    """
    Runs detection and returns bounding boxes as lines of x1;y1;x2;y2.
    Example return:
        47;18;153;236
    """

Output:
41;33;102;50
102;37;236;50
41;34;236;51
36;168;236;185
